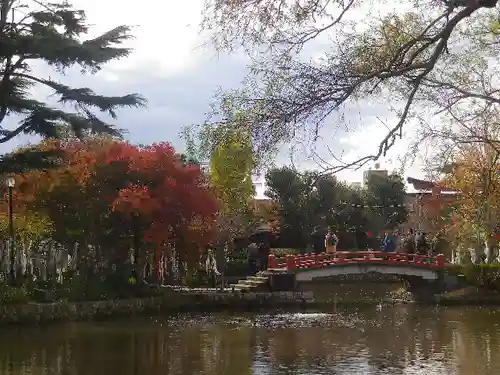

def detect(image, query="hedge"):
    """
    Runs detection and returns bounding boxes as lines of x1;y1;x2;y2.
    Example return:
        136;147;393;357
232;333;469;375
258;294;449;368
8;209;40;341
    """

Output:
447;264;500;290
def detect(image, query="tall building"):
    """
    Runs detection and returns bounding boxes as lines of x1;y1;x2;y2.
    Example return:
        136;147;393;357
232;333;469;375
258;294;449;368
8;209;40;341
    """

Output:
363;167;388;186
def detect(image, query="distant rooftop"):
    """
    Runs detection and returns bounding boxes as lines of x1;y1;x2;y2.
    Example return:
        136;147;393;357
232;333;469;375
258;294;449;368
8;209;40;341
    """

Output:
407;177;457;193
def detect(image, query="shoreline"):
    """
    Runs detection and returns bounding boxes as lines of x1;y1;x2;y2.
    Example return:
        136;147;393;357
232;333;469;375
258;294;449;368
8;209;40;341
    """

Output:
1;286;499;326
0;290;315;325
387;285;500;306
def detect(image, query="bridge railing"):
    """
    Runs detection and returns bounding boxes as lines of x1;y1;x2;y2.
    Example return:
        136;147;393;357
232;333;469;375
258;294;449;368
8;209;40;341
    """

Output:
267;251;446;271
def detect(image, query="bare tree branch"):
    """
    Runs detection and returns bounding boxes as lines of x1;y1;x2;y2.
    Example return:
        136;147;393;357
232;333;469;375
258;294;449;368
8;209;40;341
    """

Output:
201;0;500;176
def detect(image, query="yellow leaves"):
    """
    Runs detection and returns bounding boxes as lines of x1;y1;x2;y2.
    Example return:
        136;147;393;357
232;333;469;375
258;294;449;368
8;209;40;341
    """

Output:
441;144;500;241
209;128;255;215
490;20;500;34
445;146;500;196
0;212;53;241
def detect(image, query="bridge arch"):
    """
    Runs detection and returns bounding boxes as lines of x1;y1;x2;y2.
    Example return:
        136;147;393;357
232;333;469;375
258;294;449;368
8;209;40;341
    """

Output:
294;263;439;281
267;251;446;282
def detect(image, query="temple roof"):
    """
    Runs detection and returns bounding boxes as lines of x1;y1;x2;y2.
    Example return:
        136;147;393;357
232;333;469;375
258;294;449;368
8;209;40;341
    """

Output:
407;177;436;190
407;177;457;192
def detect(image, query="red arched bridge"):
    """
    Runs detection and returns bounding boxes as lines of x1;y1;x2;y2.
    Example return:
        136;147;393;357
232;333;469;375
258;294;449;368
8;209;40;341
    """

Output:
267;251;447;281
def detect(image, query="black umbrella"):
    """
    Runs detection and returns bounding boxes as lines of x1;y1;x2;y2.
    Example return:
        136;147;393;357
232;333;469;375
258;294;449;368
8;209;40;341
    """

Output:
249;224;273;242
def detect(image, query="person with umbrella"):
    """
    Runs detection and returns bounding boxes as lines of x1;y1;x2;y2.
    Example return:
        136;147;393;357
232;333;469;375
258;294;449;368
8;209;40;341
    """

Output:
258;241;270;271
249;223;274;272
311;226;326;254
247;242;259;275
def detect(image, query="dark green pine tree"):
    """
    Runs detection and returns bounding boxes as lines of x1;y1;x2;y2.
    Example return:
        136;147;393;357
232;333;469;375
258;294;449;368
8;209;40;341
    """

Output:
0;0;146;173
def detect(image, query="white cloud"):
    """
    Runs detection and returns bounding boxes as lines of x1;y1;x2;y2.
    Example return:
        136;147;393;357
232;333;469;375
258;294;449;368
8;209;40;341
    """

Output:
1;0;435;192
268;99;428;184
71;0;205;75
332;119;427;186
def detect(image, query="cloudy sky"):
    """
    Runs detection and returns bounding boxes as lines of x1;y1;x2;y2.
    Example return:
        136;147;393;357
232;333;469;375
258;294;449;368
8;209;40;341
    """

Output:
4;0;427;188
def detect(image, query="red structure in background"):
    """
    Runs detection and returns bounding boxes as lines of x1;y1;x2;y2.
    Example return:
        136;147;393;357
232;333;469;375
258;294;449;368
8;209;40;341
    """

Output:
267;251;446;271
406;177;458;233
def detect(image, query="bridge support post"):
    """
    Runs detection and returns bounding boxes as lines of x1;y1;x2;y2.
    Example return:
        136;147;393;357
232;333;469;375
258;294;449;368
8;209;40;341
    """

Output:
436;254;445;267
269;273;297;291
268;254;277;269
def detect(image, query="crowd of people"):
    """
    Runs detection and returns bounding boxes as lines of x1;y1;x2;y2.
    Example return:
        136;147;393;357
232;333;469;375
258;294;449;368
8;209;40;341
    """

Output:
323;227;432;255
400;229;431;255
242;227;434;276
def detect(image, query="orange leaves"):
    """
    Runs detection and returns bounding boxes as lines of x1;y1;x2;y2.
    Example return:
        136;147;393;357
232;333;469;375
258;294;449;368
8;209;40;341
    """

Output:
437;143;500;241
7;138;219;259
102;141;219;246
444;145;500;200
112;184;155;215
101;141;139;165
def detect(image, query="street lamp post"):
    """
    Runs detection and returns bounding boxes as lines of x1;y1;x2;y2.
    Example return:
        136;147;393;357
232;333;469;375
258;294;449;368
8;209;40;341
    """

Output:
6;177;15;282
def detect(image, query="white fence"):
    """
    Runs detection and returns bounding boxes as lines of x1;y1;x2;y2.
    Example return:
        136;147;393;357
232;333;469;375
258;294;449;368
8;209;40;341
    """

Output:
0;239;221;285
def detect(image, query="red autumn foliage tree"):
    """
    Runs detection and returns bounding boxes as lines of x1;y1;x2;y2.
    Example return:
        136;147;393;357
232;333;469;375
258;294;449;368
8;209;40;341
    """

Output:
108;142;219;266
13;139;113;243
7;138;219;274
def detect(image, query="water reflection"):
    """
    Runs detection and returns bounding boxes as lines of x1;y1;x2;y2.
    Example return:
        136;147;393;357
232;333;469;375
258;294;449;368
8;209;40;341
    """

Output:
0;306;499;375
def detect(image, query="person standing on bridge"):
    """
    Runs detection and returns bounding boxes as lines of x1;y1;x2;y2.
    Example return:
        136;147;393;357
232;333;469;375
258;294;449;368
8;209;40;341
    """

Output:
325;227;339;254
415;231;429;255
382;230;395;253
403;229;416;254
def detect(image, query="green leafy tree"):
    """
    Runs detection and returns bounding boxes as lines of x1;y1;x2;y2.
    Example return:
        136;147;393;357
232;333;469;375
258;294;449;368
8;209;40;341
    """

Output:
265;167;368;249
332;185;370;241
0;0;145;172
365;173;408;235
180;126;202;165
265;167;314;249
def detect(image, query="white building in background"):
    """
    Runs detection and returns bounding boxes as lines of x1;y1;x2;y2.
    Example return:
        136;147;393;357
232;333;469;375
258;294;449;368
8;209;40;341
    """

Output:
252;171;270;202
362;163;389;187
349;182;362;189
199;161;210;174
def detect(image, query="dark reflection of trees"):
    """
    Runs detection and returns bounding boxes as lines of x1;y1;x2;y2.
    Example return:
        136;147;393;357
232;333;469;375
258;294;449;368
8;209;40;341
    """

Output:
360;306;455;373
0;321;255;375
263;321;369;374
0;308;500;375
444;307;500;374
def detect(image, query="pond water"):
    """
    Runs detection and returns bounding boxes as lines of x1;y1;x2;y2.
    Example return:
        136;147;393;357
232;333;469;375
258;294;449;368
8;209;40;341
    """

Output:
1;305;500;374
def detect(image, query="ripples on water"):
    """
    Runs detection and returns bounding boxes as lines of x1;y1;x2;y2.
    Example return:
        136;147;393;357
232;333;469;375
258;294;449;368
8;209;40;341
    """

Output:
0;306;500;375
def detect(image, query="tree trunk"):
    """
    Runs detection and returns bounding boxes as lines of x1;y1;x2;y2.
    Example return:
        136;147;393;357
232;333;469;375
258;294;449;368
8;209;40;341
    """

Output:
485;235;498;264
216;239;229;290
131;215;142;283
